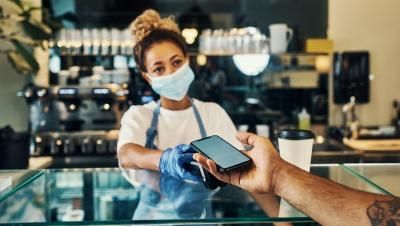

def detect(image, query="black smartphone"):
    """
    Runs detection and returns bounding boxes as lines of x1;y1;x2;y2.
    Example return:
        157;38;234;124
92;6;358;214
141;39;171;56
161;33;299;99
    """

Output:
190;135;252;172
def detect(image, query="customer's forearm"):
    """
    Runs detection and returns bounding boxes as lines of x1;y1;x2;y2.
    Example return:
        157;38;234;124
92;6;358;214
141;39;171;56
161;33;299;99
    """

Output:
274;162;397;226
118;143;162;171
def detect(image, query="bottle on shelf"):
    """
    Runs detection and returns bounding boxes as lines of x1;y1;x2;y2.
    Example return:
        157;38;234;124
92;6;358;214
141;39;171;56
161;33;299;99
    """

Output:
298;108;311;130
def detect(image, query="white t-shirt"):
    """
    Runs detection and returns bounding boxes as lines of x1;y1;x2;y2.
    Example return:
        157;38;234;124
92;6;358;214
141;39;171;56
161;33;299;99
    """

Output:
117;99;242;185
117;99;241;151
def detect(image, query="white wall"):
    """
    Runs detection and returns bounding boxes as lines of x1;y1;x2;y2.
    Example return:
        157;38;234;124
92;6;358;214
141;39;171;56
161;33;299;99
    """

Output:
328;0;400;126
0;52;29;131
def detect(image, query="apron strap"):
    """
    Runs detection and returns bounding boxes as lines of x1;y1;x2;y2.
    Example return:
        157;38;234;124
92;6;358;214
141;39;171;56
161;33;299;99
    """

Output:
145;102;161;149
190;99;207;138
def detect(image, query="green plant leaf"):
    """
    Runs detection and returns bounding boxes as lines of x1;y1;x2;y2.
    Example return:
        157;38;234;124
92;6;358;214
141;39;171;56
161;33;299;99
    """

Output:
8;0;24;11
1;0;51;75
28;17;52;34
0;19;20;37
25;7;42;13
21;17;51;40
9;33;36;45
10;39;39;74
0;0;23;15
7;50;32;75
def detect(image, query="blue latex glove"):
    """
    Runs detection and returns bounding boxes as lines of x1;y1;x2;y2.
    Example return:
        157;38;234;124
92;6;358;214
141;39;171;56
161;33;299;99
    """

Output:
159;144;201;182
139;185;161;207
160;174;212;219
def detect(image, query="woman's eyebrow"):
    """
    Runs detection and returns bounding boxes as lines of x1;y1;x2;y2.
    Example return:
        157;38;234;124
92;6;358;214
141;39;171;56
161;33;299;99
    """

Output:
169;54;180;61
150;61;163;67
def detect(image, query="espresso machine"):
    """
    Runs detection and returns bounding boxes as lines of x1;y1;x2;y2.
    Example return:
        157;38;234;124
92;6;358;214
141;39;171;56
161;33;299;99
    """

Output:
22;83;129;167
17;26;149;168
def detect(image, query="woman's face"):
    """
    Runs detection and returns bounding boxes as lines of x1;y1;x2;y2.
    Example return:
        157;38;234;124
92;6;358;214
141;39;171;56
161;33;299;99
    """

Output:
144;41;186;78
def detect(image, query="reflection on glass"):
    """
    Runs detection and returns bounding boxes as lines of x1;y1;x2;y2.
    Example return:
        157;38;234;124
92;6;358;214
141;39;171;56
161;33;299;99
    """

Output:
0;174;46;223
343;163;400;196
0;165;389;225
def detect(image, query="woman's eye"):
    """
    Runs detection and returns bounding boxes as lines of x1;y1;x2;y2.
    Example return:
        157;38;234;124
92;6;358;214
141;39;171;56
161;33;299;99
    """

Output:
153;67;164;74
173;60;183;67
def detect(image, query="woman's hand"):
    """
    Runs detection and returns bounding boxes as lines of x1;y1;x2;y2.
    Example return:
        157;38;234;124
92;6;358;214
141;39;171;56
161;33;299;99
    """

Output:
194;132;286;194
159;144;202;182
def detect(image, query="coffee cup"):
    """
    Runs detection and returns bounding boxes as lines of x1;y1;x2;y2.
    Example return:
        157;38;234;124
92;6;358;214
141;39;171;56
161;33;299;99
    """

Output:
277;129;314;172
278;129;314;217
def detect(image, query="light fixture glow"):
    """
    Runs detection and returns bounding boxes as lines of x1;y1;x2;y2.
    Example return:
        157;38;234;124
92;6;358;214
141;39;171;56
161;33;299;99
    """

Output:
69;104;76;111
37;89;47;97
196;54;207;66
56;139;62;146
232;54;270;76
316;136;325;144
315;55;331;73
246;97;260;104
182;28;198;44
35;136;42;143
103;103;111;110
369;74;375;81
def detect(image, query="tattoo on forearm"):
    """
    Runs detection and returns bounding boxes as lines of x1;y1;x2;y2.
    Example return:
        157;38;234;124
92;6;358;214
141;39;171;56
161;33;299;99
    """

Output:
367;197;400;226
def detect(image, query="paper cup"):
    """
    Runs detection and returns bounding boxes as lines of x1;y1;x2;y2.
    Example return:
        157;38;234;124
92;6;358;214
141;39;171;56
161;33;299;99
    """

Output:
278;130;314;172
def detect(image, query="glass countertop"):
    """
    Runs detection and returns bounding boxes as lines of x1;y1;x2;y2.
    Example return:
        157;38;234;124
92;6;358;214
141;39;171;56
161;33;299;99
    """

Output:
0;170;44;202
343;163;400;196
0;164;390;225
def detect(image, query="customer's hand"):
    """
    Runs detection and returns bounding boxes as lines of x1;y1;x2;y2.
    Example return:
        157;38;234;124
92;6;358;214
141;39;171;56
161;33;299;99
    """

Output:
194;132;285;193
159;144;202;182
160;174;212;219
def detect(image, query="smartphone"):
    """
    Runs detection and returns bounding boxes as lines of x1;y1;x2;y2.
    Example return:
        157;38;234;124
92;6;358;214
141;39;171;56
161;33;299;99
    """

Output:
190;135;252;172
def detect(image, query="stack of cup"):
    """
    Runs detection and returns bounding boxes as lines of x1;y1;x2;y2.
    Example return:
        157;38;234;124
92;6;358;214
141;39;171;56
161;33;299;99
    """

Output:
256;125;269;138
237;124;249;132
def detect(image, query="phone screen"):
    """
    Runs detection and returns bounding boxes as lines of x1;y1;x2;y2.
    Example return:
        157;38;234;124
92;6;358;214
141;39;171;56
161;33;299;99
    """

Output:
191;135;251;170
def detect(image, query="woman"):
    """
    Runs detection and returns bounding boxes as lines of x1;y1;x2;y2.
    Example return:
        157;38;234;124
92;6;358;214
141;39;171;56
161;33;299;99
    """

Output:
117;9;241;182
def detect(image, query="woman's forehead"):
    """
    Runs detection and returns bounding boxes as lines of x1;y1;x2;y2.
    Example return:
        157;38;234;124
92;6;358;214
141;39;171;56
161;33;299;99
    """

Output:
145;41;184;65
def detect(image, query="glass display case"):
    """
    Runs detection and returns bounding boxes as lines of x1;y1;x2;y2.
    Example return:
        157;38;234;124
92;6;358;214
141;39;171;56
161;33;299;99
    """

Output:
46;168;139;222
0;170;46;223
343;163;400;196
0;164;396;225
0;170;44;202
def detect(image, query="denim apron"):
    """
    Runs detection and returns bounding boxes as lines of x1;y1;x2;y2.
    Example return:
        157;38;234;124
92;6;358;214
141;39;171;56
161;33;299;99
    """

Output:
133;99;211;220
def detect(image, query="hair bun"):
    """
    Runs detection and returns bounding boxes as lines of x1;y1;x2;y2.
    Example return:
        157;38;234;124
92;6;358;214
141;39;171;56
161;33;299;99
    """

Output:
130;9;181;44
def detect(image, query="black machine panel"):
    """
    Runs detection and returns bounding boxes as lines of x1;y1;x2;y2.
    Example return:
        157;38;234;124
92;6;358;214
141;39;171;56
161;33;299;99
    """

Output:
333;51;370;104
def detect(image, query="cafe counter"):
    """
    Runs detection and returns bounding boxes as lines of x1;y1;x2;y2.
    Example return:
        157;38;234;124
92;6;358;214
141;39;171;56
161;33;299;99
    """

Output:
26;138;400;170
0;163;399;225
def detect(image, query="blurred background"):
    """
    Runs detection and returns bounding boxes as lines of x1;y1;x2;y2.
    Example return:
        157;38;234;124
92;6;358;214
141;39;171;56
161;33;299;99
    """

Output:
0;0;400;169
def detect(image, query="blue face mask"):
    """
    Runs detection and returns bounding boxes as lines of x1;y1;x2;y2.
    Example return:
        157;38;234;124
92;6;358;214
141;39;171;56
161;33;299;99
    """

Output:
149;62;194;101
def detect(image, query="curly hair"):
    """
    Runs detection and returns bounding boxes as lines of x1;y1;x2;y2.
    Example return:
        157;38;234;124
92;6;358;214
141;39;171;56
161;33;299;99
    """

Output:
130;9;187;72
